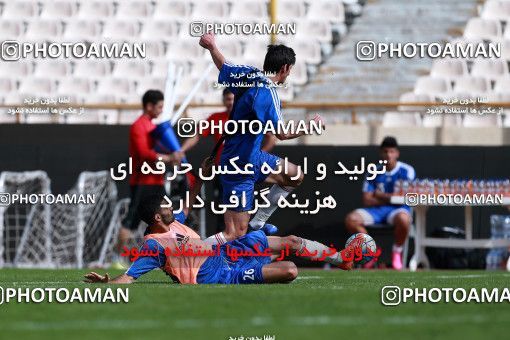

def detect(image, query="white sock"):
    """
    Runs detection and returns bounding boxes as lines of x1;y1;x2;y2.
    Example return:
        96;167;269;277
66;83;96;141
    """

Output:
392;244;403;253
298;238;343;265
249;184;293;229
204;232;227;246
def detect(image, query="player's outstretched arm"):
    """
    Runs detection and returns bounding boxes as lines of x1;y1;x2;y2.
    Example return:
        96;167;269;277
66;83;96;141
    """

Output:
83;272;134;284
199;32;225;71
275;114;325;140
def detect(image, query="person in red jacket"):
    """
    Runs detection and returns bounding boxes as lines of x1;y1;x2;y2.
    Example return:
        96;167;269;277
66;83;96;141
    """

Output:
115;90;183;268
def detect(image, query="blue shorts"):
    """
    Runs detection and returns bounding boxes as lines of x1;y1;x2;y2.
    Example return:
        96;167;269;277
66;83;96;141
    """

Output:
355;205;411;225
220;152;280;212
220;230;272;284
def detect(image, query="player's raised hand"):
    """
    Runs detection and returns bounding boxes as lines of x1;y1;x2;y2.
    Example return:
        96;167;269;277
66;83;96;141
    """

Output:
311;114;326;130
83;272;109;283
199;32;216;50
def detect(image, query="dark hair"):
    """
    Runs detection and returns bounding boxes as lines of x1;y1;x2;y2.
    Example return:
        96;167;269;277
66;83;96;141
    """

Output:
380;136;398;149
142;90;164;109
263;45;296;73
138;194;165;225
222;88;233;97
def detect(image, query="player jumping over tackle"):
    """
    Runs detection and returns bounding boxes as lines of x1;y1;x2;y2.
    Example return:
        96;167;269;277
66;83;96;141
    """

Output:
84;160;361;285
198;32;324;245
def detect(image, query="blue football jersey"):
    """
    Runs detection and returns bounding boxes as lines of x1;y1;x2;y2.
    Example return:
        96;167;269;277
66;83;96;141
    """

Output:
362;161;415;194
218;62;282;168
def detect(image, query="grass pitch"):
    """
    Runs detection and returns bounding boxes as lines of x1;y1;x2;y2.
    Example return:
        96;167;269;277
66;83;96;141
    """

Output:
1;268;510;340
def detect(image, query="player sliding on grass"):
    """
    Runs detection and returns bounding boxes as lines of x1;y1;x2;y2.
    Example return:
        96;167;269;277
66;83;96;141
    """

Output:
84;160;361;285
198;32;324;245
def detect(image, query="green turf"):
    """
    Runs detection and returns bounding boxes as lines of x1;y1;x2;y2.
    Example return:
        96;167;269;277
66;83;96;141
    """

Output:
1;269;510;339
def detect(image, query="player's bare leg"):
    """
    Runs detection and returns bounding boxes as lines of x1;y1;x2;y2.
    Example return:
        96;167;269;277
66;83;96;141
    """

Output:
344;211;368;234
392;211;411;270
204;210;250;245
267;234;364;270
224;210;251;239
249;159;304;230
261;261;298;283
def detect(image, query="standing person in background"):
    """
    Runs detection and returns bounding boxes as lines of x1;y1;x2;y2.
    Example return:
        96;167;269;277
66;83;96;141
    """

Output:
180;88;277;232
113;90;183;269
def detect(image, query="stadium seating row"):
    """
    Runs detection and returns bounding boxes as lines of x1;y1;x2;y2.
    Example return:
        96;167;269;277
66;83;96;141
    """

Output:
0;19;336;44
0;0;345;23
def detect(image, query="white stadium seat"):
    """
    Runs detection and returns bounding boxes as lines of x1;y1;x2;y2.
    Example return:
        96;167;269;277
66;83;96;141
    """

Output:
307;0;346;23
18;78;57;95
73;60;112;78
414;76;453;97
143;40;167;59
96;78;136;101
277;0;306;20
481;0;510;21
294;20;333;43
0;78;16;93
215;38;244;60
504;26;510;40
230;1;268;21
495;38;510;61
278;38;322;65
77;1;115;18
116;1;152;19
2;1;38;18
40;1;77;19
63;20;102;41
153;1;192;21
430;58;468;81
102;21;140;40
463;18;502;40
470;58;509;80
24;21;63;40
112;60;150;78
0;60;33;77
136;77;166;96
140;21;179;41
191;1;230;20
453;76;491;95
166;40;205;61
58;78;95;94
33;60;71;77
0;21;25;40
494;77;510;94
449;38;485;61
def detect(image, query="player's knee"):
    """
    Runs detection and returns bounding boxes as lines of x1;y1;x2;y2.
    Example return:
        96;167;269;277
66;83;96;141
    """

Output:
282;262;298;282
345;213;362;231
394;213;411;228
284;235;302;250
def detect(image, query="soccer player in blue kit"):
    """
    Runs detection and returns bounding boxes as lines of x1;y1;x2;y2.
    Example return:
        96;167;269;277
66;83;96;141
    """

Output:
198;32;324;246
344;136;415;270
84;159;361;285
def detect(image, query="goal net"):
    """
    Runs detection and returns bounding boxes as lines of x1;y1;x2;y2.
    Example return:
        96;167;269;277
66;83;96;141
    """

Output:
51;171;117;268
0;170;117;268
94;198;147;268
0;171;52;268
